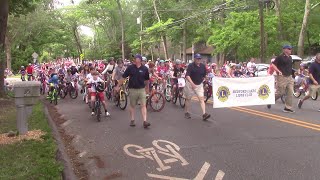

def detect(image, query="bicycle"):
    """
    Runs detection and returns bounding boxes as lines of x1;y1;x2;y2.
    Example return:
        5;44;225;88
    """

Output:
172;77;186;108
113;81;128;110
164;75;172;102
93;91;102;122
146;81;165;112
48;83;58;105
60;81;78;99
203;78;213;103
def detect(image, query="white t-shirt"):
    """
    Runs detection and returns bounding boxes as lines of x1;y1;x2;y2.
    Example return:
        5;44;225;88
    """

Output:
86;73;93;81
102;64;115;74
87;77;103;92
247;62;256;72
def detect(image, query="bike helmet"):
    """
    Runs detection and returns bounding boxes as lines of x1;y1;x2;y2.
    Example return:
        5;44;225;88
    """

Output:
142;57;147;61
175;59;182;64
21;66;25;68
52;75;58;81
211;63;217;67
96;82;105;93
165;59;169;63
159;60;165;63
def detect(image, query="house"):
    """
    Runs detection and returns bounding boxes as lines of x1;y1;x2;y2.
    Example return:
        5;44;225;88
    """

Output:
185;44;215;63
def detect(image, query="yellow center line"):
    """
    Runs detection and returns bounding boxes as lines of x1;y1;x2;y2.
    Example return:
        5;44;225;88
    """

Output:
191;97;320;132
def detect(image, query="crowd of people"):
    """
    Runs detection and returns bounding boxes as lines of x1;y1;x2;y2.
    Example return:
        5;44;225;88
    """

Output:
4;44;320;127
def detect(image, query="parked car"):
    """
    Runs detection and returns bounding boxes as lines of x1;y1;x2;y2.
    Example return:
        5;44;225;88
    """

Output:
254;63;269;77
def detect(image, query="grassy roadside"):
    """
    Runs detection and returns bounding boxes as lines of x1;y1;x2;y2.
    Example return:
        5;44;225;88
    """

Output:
0;100;63;180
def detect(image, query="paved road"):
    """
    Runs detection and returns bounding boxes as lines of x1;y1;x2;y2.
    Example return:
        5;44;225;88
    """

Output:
55;93;320;180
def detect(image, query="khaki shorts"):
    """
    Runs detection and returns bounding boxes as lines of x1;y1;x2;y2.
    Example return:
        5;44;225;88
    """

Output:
307;85;320;97
129;88;146;107
183;81;204;100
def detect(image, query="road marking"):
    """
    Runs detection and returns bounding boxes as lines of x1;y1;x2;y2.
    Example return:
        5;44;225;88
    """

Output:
147;162;224;180
215;170;225;180
194;162;210;180
191;97;320;132
123;140;189;172
230;107;320;132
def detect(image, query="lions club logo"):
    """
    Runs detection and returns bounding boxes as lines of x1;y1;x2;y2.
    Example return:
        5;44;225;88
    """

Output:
216;86;230;102
258;84;271;100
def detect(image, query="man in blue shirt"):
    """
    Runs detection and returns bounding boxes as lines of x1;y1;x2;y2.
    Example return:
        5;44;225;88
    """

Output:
298;53;320;111
116;54;151;128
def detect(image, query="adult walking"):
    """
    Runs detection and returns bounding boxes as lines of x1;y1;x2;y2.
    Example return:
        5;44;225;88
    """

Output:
184;53;211;120
116;54;151;128
298;53;320;111
267;45;295;113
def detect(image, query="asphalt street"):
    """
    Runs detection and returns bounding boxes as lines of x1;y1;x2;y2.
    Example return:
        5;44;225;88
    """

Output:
54;92;320;180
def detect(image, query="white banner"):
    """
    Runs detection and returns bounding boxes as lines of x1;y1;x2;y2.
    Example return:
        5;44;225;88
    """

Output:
212;76;275;108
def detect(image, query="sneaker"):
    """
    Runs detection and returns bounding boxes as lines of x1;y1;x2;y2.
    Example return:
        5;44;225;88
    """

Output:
105;111;110;117
91;112;95;116
202;113;211;121
267;104;271;109
297;99;303;109
130;120;136;127
143;121;151;128
283;108;295;113
185;112;191;119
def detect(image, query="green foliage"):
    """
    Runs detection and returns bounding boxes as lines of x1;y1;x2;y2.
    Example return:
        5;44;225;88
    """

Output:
6;0;320;69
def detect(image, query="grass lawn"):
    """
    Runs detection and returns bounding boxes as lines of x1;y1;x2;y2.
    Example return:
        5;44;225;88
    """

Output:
0;100;63;180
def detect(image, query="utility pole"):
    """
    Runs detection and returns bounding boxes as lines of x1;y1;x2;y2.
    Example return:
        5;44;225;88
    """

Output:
140;10;143;55
259;0;266;63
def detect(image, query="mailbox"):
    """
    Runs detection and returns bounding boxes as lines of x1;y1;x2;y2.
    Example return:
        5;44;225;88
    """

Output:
13;81;40;135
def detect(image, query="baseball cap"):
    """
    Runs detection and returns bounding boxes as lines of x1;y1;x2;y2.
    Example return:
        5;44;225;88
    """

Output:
134;54;142;60
194;53;202;59
282;45;293;49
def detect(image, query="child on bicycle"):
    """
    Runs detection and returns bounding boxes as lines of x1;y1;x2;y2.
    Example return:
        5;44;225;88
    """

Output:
87;71;110;117
19;66;26;81
47;74;59;99
112;59;126;98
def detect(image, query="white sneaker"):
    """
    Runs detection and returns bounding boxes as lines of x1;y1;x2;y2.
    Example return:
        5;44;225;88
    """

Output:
91;112;95;116
105;111;110;117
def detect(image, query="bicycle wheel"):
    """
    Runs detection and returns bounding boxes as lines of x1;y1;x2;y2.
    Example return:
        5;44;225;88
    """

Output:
59;86;67;99
69;87;78;99
96;101;101;122
149;92;165;112
172;88;178;104
119;91;127;110
311;91;318;100
54;91;58;105
164;87;171;102
179;89;186;108
293;85;301;98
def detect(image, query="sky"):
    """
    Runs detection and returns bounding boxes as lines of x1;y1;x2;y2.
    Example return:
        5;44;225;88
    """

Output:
56;0;94;37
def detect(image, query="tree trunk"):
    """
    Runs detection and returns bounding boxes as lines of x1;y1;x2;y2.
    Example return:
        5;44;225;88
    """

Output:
0;0;9;98
298;0;311;58
116;0;125;60
153;0;168;59
274;0;284;41
259;0;266;63
182;22;187;63
73;25;83;55
5;35;11;70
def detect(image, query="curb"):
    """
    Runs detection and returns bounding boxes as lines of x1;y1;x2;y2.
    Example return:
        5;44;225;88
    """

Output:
44;106;77;180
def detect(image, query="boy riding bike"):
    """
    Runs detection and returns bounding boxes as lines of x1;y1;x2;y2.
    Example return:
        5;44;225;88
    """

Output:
87;71;110;117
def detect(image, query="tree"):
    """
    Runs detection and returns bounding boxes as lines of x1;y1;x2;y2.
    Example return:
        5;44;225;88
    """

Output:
0;0;9;97
116;0;125;60
298;0;311;57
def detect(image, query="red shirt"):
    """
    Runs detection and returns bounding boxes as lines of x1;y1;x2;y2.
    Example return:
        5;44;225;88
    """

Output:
26;66;33;74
